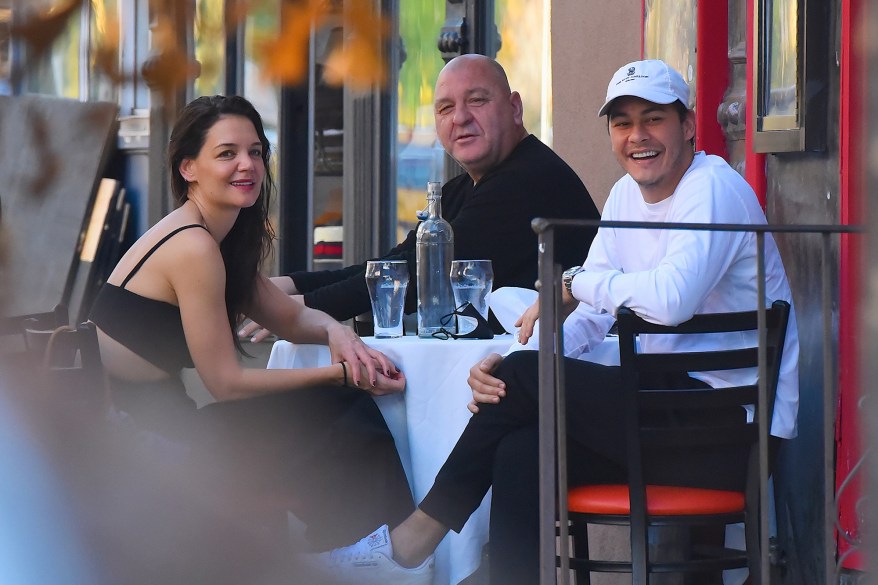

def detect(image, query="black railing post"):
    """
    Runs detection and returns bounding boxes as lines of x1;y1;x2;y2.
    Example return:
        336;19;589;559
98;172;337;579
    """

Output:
756;232;770;585
535;219;559;585
821;232;836;585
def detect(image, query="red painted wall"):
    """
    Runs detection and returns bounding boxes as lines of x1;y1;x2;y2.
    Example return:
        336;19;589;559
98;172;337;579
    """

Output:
836;0;865;570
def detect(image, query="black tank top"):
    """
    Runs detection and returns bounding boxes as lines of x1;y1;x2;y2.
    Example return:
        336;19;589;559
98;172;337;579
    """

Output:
90;224;209;373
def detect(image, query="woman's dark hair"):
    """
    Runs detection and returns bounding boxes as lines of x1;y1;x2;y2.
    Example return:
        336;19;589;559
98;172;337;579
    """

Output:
167;95;276;352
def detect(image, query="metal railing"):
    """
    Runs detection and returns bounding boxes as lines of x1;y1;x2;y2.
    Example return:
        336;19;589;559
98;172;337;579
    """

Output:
532;217;863;585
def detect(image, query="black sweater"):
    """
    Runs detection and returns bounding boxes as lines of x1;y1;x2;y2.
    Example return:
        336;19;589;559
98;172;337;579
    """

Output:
289;135;600;321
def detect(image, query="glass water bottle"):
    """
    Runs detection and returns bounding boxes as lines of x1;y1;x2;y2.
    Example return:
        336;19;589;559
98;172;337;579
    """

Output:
416;181;454;337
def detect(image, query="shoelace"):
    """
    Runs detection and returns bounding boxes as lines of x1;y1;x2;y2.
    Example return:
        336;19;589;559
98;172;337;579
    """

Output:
328;546;380;566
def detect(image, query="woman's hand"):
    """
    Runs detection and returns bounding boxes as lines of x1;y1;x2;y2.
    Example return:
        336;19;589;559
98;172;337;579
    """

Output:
326;321;396;388
345;358;406;396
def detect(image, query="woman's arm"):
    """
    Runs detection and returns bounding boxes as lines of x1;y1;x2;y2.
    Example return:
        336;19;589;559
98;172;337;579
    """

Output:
247;275;398;383
173;241;403;401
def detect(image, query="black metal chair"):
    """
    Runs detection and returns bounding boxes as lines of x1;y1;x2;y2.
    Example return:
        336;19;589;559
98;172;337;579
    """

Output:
0;303;68;340
3;304;68;331
565;300;791;585
0;304;68;372
24;321;109;416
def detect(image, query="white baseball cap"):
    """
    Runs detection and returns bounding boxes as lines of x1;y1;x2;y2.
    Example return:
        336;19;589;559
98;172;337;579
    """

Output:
598;59;690;117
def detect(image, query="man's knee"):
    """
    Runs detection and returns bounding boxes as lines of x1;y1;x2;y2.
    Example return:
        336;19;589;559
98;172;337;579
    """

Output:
493;350;540;385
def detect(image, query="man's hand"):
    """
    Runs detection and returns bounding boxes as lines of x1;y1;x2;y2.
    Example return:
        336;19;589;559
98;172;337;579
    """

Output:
238;319;274;343
514;300;540;346
514;283;581;345
238;295;306;342
467;353;505;414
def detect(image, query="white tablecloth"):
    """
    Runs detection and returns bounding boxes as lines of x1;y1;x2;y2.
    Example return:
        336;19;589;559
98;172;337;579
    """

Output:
267;334;516;585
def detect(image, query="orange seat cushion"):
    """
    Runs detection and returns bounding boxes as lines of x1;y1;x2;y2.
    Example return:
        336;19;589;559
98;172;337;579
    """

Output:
568;484;745;516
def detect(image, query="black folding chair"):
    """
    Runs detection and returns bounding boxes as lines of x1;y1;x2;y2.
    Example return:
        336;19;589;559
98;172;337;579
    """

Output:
564;300;790;585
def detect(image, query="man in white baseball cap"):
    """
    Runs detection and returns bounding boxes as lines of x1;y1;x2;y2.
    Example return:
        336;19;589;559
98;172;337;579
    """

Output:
595;59;696;203
598;58;690;116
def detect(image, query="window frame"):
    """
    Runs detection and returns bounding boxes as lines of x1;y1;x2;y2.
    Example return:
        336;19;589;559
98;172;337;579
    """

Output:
752;0;828;153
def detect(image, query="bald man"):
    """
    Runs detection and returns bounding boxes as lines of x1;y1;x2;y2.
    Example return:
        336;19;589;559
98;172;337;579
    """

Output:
241;54;599;339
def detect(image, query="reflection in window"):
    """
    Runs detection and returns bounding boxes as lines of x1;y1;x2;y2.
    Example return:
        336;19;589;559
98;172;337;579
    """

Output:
243;0;280;144
1;1;10;94
309;24;344;272
495;0;552;144
88;0;119;102
194;0;225;97
4;0;122;100
24;0;80;98
643;0;696;108
242;0;281;273
754;0;825;152
764;0;797;119
396;0;445;242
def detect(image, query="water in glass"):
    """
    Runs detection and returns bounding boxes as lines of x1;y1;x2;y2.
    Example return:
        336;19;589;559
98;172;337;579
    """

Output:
365;260;409;338
450;260;493;333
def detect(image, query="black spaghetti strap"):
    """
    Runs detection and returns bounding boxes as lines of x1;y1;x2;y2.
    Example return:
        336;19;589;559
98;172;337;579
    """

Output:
120;224;208;288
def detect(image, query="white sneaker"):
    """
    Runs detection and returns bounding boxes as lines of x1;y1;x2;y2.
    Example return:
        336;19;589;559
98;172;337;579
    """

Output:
298;524;435;585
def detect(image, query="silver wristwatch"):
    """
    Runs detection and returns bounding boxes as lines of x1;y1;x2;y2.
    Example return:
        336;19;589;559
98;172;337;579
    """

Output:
562;265;584;295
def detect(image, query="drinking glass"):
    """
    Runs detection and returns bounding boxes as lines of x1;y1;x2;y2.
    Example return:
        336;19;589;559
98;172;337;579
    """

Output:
365;260;409;338
449;260;493;333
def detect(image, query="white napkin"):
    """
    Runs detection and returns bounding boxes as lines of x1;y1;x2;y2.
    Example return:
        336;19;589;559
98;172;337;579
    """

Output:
489;286;622;365
489;287;538;335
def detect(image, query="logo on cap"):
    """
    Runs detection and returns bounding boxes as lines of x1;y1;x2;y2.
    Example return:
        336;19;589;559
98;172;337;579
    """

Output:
627;67;635;76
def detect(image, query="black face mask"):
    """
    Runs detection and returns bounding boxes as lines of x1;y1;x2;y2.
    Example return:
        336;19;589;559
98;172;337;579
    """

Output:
432;302;495;340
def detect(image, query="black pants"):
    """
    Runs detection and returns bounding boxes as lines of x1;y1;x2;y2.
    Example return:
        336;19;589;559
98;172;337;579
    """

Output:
418;351;749;585
110;377;415;552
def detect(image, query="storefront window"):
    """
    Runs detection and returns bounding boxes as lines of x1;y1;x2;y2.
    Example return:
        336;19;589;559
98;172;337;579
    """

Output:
763;0;797;121
243;0;281;272
753;0;827;152
243;0;280;142
395;0;445;242
194;0;224;97
23;0;80;98
644;0;696;108
88;0;119;102
6;0;120;100
1;0;10;94
495;0;552;144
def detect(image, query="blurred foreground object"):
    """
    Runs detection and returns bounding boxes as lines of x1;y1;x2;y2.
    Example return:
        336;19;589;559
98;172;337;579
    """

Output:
0;95;118;326
8;0;390;97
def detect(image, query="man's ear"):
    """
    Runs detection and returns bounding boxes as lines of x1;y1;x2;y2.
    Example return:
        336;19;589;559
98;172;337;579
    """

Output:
179;159;195;182
683;109;696;143
510;91;524;126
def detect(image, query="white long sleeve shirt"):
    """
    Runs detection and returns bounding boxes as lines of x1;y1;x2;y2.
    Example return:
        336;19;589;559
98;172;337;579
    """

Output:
567;152;799;439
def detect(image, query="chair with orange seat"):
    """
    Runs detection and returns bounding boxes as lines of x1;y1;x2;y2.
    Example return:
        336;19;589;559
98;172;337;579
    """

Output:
564;300;790;585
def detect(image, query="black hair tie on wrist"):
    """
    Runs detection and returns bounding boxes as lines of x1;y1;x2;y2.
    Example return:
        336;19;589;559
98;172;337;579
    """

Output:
340;361;348;387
